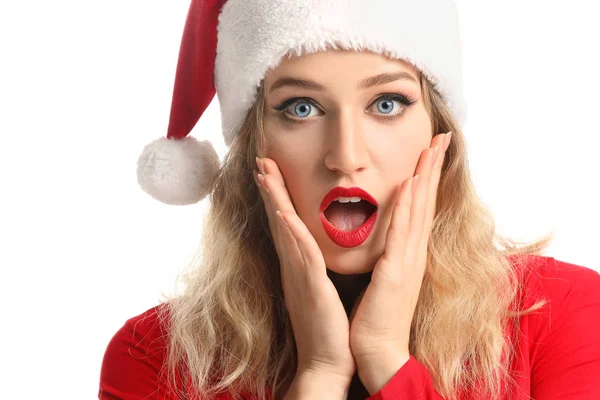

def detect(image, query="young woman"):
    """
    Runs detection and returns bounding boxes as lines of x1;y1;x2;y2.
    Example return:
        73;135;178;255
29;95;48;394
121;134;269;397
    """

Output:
99;0;600;399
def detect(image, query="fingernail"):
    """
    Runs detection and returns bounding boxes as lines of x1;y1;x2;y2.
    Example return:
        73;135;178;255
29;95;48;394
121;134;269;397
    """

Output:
253;170;264;190
255;157;266;175
443;132;452;152
257;173;269;193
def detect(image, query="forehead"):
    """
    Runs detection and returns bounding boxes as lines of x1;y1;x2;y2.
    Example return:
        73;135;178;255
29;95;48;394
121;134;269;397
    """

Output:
265;49;420;85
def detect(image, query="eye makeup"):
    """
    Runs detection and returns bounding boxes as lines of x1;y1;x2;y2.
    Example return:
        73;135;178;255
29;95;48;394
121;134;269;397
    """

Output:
271;92;418;124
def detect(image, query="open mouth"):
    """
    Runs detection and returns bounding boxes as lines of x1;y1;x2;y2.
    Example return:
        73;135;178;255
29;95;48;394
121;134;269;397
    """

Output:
323;197;377;231
320;187;378;248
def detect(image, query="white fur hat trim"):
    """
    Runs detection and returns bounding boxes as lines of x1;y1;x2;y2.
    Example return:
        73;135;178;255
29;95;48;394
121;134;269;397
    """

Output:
215;0;467;147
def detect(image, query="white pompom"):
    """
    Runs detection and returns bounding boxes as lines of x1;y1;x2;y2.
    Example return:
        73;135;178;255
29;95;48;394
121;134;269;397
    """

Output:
136;136;220;205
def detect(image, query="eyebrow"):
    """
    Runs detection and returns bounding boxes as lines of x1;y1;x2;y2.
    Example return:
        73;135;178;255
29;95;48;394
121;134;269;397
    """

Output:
268;71;419;94
359;71;419;89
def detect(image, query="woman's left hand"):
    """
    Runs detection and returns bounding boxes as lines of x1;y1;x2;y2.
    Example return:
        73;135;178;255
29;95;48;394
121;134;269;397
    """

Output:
349;131;452;394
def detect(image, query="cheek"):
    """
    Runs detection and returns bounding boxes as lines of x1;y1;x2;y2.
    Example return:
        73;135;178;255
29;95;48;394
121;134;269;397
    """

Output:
267;130;324;208
269;151;313;213
369;129;431;178
373;106;432;170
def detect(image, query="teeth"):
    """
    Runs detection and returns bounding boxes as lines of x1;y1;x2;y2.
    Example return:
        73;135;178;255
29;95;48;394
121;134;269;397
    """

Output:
334;196;362;203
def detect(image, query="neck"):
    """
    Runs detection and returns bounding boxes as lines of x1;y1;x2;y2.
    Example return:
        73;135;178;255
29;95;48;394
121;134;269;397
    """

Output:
326;269;372;316
326;269;373;399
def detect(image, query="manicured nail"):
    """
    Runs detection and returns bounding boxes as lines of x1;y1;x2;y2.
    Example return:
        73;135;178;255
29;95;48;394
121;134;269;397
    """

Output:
257;173;269;193
443;132;452;152
252;170;261;187
255;157;266;175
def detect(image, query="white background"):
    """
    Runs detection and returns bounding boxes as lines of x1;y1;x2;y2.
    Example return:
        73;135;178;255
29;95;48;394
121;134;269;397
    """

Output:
0;1;598;398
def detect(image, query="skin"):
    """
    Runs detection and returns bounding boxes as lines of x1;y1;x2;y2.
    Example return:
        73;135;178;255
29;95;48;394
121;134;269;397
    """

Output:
262;50;433;276
253;49;452;397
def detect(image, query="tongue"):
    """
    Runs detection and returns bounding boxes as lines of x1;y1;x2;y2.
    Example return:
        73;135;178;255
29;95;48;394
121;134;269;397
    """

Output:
324;201;373;231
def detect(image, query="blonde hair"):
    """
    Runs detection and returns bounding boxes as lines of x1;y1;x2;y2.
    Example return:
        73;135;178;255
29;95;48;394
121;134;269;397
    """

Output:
158;69;551;400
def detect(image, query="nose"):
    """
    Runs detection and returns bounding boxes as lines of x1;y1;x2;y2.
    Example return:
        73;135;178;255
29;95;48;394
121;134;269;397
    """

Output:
324;109;370;176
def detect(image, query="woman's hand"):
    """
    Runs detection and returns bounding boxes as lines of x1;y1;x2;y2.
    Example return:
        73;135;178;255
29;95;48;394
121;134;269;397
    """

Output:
254;157;355;394
348;131;452;394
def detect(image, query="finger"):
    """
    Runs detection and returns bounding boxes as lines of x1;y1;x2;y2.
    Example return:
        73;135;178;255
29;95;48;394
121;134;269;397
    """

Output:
255;171;305;291
254;169;280;234
405;146;438;266
257;160;322;278
273;209;300;257
375;176;414;283
423;132;452;236
256;158;298;222
278;210;328;283
272;209;305;298
254;157;296;241
255;169;293;264
254;164;324;286
258;157;294;206
415;132;452;269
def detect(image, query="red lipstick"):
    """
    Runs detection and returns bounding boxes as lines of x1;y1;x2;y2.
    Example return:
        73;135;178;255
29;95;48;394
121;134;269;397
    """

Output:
319;187;378;248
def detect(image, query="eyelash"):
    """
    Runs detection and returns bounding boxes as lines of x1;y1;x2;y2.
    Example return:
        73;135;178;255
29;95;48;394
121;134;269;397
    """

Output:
272;93;418;124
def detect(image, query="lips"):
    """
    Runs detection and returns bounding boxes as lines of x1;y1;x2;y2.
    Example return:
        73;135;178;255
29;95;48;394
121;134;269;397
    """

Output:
320;186;378;248
319;187;378;212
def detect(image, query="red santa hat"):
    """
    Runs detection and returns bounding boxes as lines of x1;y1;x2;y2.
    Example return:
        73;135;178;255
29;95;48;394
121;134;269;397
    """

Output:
137;0;467;205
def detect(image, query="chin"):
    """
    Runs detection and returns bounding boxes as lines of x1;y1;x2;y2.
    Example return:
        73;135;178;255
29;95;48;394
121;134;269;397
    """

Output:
306;215;388;275
322;246;380;275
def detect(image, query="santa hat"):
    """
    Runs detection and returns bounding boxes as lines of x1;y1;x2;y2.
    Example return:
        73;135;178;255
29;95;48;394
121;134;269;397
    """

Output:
137;0;467;205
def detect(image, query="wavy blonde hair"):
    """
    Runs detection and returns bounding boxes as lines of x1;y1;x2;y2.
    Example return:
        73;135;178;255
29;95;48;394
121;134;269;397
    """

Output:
158;67;551;400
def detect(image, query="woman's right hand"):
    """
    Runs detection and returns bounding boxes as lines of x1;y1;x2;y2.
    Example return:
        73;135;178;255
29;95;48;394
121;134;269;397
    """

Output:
254;157;355;393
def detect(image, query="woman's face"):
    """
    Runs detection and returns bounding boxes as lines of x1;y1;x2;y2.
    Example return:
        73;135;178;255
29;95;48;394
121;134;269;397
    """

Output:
263;50;433;275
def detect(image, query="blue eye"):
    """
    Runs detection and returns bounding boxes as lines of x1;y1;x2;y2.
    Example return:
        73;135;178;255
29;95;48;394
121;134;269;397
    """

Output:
368;94;417;119
272;93;416;123
273;98;322;120
376;99;396;114
294;101;313;118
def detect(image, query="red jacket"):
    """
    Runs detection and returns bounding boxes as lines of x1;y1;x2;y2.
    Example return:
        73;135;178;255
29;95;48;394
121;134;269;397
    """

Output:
99;255;600;399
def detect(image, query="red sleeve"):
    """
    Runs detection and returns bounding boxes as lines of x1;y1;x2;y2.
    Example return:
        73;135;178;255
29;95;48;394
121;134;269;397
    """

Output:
98;306;176;400
529;258;600;399
366;355;444;400
366;256;600;400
